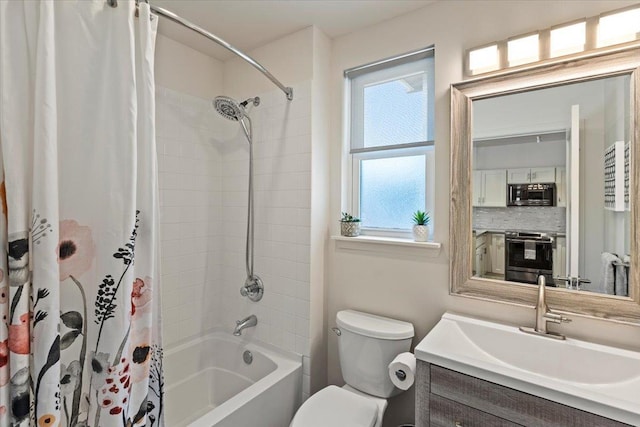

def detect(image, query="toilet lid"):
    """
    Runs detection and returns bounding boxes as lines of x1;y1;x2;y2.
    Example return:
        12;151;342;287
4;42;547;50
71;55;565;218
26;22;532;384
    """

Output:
290;385;378;427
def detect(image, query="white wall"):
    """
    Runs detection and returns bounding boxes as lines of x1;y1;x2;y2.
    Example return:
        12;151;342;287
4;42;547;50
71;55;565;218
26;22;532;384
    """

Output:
223;27;315;101
156;23;331;406
156;87;224;348
327;2;640;426
217;80;314;399
155;34;223;99
154;35;225;351
219;26;330;402
309;27;332;394
603;77;631;259
474;140;565;170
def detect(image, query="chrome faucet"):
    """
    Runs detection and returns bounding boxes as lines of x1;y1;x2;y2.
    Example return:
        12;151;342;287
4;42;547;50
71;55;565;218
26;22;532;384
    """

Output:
233;315;258;336
520;274;571;340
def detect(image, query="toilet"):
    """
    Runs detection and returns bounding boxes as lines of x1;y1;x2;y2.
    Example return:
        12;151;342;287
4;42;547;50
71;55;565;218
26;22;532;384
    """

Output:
291;309;415;427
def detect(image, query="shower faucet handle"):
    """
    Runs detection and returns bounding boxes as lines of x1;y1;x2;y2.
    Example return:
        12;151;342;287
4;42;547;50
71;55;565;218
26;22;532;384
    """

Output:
240;275;264;302
241;281;260;295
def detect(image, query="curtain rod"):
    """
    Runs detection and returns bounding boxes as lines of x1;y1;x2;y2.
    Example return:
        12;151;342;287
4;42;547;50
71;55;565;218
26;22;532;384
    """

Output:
109;0;294;101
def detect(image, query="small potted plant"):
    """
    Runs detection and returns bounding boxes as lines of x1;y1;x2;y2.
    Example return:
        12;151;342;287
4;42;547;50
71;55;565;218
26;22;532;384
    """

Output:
412;210;430;242
340;212;361;237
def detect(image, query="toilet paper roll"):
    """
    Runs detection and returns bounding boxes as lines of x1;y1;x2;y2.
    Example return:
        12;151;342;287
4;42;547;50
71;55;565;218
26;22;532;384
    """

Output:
388;352;416;390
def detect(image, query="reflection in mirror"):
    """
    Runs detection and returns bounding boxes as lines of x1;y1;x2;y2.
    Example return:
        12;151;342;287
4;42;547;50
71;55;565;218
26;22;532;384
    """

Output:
471;75;631;297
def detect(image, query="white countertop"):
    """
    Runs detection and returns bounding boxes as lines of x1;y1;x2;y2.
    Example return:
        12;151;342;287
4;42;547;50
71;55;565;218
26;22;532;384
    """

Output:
415;312;640;425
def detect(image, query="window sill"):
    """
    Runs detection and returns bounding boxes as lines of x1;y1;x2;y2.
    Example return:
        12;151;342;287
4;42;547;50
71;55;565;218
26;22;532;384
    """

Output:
331;234;442;254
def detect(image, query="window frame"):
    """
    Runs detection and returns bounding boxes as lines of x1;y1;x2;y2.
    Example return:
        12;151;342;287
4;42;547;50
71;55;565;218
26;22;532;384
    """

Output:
344;47;436;239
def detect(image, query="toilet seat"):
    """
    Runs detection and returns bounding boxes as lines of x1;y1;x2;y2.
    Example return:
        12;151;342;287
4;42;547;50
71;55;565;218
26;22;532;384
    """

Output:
290;385;378;427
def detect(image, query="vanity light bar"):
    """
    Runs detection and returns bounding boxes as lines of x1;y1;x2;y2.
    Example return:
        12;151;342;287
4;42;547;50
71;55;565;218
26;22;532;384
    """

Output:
507;33;539;67
598;6;640;48
465;5;640;77
549;21;586;58
468;44;500;74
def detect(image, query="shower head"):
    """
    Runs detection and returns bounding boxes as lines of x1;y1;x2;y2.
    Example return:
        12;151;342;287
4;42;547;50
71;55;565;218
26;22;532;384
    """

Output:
213;96;260;122
214;96;244;122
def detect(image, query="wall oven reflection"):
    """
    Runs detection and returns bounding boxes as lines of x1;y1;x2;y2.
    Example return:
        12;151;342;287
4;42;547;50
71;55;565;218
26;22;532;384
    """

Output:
505;231;554;285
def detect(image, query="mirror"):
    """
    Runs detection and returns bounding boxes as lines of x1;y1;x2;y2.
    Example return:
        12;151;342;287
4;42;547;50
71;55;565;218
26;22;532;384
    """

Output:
450;46;640;323
472;75;631;295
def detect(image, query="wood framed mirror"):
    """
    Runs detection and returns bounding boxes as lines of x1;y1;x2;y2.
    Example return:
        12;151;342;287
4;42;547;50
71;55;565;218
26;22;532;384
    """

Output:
450;45;640;323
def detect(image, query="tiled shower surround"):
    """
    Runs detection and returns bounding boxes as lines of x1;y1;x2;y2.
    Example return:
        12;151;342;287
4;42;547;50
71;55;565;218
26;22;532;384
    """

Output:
473;206;566;232
156;83;313;399
221;81;313;399
156;87;224;346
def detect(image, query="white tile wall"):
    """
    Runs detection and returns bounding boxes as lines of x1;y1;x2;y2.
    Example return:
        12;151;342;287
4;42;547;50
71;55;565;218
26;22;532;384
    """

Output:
219;81;313;396
156;86;224;349
156;82;313;398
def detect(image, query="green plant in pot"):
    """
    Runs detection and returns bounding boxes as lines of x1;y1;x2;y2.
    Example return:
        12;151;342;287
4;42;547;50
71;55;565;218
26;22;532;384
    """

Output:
340;212;361;237
412;210;430;242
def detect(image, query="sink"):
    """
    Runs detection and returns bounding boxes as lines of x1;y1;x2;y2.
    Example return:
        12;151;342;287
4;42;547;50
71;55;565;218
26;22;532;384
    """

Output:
455;317;637;384
415;313;640;425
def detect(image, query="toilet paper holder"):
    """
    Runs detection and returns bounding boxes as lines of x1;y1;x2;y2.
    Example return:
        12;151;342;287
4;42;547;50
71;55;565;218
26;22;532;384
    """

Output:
395;370;407;381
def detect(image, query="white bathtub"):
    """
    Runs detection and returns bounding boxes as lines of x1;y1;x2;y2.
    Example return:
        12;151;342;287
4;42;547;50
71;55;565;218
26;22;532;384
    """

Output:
164;332;302;427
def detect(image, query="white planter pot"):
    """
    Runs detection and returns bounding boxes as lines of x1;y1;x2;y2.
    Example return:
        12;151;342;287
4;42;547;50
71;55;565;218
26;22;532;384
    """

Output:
413;225;429;242
340;221;361;237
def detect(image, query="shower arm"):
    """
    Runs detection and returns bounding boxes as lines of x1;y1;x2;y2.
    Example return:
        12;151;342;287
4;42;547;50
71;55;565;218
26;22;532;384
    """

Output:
122;0;294;102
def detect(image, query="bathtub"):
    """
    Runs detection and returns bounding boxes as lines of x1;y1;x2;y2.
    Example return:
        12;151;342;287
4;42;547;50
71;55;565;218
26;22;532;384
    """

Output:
164;332;302;427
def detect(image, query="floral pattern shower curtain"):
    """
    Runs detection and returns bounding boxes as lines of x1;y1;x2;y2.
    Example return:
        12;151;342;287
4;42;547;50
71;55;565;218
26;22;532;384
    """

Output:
0;1;164;426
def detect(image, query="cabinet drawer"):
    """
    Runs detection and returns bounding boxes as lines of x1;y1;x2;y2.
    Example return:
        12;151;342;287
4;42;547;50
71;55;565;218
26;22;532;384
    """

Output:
430;365;630;427
430;394;520;427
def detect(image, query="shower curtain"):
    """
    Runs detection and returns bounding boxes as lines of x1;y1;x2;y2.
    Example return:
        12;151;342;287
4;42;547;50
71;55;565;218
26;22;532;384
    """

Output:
0;1;164;426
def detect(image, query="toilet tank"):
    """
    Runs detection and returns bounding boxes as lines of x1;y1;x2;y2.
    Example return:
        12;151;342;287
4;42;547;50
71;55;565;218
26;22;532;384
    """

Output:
336;310;414;398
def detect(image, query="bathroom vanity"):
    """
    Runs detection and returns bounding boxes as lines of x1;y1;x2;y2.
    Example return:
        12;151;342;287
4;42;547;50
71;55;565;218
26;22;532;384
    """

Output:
415;362;629;427
414;313;640;427
437;29;640;427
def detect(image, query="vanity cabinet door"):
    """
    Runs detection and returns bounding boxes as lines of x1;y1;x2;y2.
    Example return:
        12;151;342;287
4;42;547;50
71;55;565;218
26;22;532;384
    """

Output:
430;394;521;427
428;365;631;427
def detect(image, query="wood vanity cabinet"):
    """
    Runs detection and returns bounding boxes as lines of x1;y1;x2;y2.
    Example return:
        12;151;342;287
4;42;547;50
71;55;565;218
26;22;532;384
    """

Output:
416;361;631;427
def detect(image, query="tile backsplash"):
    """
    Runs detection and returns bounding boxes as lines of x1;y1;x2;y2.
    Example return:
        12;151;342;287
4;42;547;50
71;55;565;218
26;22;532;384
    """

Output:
473;206;566;232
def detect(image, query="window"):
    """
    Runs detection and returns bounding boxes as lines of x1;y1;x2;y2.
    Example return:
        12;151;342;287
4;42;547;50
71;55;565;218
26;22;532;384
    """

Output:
345;48;435;238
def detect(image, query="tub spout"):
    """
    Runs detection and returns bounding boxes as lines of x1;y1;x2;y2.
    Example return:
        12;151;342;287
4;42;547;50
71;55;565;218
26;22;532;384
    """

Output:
234;314;258;336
